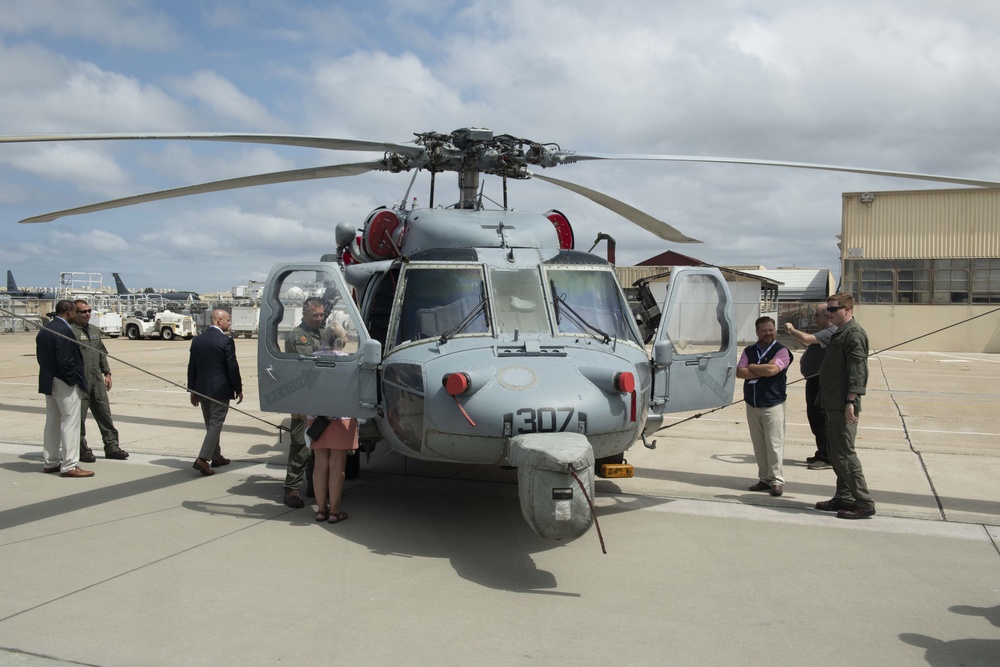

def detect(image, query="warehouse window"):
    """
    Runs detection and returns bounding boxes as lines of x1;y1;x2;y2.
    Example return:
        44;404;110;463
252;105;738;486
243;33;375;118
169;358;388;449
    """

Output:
972;258;1000;304
844;259;1000;305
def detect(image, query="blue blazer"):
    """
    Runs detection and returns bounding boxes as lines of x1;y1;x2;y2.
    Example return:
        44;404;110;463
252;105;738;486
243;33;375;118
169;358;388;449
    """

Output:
187;327;243;401
36;317;87;395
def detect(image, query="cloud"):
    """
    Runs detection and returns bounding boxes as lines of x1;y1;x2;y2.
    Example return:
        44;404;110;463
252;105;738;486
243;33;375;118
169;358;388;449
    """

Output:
167;70;282;130
0;1;179;50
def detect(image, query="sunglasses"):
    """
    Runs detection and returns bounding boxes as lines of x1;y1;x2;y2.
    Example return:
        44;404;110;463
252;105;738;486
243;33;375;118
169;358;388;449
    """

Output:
825;305;845;313
76;309;92;314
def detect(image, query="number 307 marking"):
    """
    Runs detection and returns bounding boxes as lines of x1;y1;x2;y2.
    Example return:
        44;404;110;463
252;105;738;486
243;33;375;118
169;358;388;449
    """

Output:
515;407;575;434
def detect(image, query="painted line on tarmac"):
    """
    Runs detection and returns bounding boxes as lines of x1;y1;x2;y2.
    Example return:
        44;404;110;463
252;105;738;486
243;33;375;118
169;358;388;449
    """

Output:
633;495;992;541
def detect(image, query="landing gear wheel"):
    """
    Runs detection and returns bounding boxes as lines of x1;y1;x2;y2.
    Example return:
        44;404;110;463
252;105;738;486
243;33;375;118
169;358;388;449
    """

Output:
160;327;175;341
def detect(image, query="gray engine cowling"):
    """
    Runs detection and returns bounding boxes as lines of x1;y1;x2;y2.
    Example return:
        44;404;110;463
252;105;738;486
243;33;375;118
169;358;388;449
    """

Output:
507;433;595;540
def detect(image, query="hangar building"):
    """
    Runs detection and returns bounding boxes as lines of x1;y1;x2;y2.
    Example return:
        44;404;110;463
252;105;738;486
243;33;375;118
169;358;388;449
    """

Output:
840;188;1000;353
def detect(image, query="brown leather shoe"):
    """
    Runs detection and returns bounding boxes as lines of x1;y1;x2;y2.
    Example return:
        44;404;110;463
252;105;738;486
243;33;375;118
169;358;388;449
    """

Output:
80;451;97;463
60;467;95;478
770;484;784;497
105;449;130;460
211;456;231;468
42;465;60;474
192;458;215;476
748;481;771;492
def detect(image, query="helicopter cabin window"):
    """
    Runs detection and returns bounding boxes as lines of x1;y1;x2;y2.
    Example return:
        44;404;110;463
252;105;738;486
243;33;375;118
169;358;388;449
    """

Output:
394;266;489;344
547;269;641;344
488;268;549;335
270;270;360;357
662;273;727;355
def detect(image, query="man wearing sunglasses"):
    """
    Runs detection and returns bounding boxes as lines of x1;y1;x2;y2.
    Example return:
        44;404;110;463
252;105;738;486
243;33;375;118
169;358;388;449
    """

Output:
815;293;875;519
72;300;130;462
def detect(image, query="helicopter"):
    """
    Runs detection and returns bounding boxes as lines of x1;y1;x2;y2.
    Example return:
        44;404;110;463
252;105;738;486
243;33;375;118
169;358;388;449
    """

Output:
4;127;1000;541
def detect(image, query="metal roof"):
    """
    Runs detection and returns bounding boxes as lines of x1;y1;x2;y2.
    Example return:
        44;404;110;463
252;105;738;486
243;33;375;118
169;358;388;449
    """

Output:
737;268;834;301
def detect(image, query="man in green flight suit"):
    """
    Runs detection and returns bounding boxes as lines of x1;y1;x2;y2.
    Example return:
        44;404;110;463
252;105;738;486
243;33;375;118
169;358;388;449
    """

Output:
72;300;129;461
281;296;325;508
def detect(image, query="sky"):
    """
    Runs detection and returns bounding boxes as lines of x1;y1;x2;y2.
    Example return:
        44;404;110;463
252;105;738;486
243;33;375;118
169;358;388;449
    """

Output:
2;0;1000;293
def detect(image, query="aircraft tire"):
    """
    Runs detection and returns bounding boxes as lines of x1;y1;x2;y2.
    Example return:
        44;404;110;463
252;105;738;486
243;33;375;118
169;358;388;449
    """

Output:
345;450;361;479
160;327;175;341
126;325;140;340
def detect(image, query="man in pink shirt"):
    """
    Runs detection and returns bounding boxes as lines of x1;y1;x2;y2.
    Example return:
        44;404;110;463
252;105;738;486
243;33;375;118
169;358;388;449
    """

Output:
736;316;792;496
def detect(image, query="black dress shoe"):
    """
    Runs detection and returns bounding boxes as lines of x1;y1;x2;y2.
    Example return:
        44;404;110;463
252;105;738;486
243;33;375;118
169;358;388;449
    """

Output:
837;506;876;520
80;451;97;463
815;498;854;512
105;449;130;460
192;458;215;476
748;481;771;492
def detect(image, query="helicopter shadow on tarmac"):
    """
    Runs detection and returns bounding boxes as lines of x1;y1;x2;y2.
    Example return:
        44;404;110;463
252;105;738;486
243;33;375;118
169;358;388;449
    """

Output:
180;453;666;594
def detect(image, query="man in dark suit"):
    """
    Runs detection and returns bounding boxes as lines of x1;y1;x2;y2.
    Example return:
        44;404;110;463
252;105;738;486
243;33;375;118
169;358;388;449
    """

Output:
36;299;93;477
187;308;243;476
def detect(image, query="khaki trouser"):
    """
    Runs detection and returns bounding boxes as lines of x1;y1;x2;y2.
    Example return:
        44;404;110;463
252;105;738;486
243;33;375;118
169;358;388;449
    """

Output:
746;402;785;485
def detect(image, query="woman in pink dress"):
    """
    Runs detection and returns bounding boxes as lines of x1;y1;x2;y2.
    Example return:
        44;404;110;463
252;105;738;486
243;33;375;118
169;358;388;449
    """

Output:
308;325;358;523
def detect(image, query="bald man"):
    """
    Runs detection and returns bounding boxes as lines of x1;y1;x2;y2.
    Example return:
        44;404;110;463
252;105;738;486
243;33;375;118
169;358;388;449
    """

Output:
187;309;243;476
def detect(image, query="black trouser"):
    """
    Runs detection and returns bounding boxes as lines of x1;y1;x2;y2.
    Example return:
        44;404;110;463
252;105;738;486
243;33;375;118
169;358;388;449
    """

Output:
805;376;828;460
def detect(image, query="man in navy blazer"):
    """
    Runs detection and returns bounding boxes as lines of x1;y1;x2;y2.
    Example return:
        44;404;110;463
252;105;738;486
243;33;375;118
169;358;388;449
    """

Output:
36;299;93;477
187;308;243;476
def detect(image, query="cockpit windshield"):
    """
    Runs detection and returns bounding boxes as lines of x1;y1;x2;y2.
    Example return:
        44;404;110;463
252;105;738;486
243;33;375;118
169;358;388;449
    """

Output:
488;268;549;335
394;267;489;344
547;268;641;344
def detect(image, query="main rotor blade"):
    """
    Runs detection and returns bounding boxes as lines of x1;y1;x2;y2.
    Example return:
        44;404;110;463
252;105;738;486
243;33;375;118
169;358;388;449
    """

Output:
557;153;1000;189
529;172;700;243
20;161;382;223
0;132;425;157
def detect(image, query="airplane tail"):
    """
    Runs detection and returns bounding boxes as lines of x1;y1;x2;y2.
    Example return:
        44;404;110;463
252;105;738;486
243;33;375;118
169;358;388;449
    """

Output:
7;270;17;292
112;273;129;295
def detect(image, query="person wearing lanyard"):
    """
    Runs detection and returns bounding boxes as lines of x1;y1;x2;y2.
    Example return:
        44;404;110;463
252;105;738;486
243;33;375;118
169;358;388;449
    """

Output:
737;316;792;497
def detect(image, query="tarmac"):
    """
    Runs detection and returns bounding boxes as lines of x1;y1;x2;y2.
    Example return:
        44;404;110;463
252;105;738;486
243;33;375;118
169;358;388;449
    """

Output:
0;330;998;666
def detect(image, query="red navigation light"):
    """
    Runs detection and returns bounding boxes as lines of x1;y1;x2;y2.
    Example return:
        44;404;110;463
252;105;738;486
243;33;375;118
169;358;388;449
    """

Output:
614;371;635;393
443;372;471;396
545;209;575;250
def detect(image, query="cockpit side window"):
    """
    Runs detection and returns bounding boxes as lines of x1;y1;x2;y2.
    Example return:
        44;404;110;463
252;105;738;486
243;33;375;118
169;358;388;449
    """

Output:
393;266;489;345
269;269;361;358
547;268;641;345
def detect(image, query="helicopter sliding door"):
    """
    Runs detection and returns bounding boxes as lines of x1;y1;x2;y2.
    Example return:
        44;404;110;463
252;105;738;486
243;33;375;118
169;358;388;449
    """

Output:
649;266;736;414
257;263;380;417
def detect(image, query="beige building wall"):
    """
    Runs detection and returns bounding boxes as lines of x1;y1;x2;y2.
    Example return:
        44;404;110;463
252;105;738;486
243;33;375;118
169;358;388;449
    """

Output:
842;188;1000;259
856;304;1000;353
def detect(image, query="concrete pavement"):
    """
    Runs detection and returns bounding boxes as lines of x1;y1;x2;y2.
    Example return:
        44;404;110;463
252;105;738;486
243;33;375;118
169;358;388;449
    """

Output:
1;332;998;665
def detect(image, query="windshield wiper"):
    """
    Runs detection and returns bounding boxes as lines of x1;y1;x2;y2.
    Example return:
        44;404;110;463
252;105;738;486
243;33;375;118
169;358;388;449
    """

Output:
439;290;489;343
550;282;611;344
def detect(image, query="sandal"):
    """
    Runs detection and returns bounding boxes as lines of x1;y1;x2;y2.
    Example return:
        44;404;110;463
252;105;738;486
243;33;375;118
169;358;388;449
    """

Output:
327;511;348;524
315;509;329;522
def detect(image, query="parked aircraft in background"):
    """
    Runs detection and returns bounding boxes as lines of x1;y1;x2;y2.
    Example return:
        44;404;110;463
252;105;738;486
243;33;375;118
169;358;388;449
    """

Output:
6;270;58;300
112;273;200;303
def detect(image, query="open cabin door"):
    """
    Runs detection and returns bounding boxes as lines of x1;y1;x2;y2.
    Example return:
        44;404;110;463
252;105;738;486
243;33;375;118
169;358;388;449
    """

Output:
649;267;736;414
257;263;381;417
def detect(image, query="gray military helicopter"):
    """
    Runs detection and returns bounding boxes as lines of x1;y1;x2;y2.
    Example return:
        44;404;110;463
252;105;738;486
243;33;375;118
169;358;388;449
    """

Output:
4;128;1000;541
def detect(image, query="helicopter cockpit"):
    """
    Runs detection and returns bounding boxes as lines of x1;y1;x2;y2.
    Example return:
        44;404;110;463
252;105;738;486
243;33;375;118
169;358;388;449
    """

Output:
384;251;641;350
